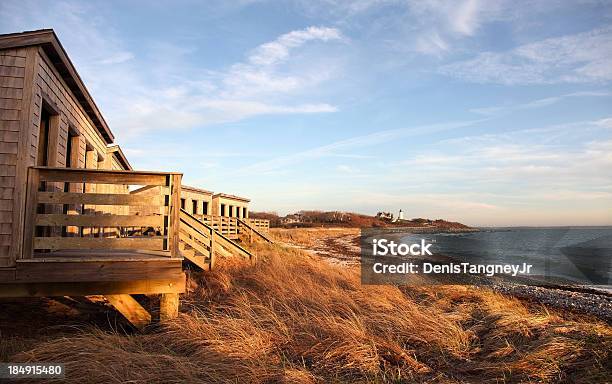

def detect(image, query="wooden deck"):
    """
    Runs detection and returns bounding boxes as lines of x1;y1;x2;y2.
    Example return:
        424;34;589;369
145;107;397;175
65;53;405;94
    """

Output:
0;31;266;328
0;166;272;326
0;167;186;322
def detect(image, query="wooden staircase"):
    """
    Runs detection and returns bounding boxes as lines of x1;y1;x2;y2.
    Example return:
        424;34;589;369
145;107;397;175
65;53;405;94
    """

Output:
179;209;253;270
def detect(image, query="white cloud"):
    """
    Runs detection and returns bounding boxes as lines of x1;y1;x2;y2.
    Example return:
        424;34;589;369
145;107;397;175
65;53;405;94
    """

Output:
414;31;449;56
116;25;344;135
441;27;612;84
409;0;493;36
201;100;337;115
113;98;338;135
99;51;134;64
449;0;482;36
406;0;505;55
595;117;612;129
248;26;343;66
221;26;344;99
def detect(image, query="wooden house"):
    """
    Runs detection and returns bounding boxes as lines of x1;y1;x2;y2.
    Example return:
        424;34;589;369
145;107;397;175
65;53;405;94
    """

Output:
0;29;269;327
212;193;250;219
180;185;213;216
0;29;187;324
132;186;270;238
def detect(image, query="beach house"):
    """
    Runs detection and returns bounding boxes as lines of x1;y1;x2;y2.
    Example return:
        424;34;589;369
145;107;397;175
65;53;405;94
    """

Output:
131;186;269;238
0;29;268;327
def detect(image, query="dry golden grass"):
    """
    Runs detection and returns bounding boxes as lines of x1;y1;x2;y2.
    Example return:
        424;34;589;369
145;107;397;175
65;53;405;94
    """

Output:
9;241;612;383
270;227;359;248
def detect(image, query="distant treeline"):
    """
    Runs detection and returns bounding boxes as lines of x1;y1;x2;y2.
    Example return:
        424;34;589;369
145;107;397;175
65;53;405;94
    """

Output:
249;210;471;229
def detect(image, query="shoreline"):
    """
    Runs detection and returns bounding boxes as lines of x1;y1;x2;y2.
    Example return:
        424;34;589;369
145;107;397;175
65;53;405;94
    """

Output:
273;227;612;322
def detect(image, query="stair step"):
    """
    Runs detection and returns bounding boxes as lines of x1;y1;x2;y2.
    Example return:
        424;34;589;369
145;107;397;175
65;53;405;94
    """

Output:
180;250;210;270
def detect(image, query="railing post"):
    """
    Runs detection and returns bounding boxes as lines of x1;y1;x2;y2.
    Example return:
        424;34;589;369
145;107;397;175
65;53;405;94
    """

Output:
209;226;216;270
22;168;40;259
170;174;182;258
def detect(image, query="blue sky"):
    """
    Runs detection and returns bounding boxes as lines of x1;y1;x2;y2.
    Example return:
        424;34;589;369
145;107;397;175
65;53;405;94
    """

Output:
1;0;611;226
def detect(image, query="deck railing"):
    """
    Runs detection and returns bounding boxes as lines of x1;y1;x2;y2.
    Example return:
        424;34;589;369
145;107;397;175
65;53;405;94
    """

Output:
179;209;254;270
194;214;269;237
196;214;239;237
22;166;182;259
246;218;270;231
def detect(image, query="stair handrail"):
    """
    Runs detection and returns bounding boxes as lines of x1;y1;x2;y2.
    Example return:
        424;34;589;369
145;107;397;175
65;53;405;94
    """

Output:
237;218;273;243
180;208;254;261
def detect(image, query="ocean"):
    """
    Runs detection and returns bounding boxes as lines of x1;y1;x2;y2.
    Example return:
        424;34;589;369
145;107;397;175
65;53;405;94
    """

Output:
400;227;612;286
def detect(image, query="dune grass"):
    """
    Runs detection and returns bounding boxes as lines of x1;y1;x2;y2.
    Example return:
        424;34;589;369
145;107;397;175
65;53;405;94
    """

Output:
10;241;612;383
269;227;358;248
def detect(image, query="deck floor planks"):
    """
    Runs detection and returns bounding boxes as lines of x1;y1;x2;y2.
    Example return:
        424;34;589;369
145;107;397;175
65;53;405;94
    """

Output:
13;249;183;283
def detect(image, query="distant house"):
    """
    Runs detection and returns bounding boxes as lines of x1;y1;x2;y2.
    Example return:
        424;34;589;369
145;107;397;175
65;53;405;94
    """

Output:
281;213;304;225
130;186;267;235
181;185;213;216
376;211;394;221
212;193;250;219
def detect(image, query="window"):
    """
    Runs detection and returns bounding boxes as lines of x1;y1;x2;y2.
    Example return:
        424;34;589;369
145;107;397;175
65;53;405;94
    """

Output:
181;198;186;210
228;205;233;217
37;109;51;166
37;98;60;167
65;129;80;169
192;200;198;215
203;201;209;215
243;207;247;218
36;103;59;238
220;204;225;216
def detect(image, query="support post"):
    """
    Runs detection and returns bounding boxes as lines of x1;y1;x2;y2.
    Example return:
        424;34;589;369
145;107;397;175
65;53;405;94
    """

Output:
22;168;40;259
160;293;179;321
104;294;151;330
169;174;182;258
209;227;216;270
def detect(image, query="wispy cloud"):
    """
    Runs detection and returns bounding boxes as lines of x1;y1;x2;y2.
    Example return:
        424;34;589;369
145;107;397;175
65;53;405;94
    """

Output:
113;24;345;136
220;26;345;100
407;0;505;56
470;91;611;116
397;119;612;188
248;26;343;66
295;0;506;57
99;51;134;65
595;117;612;129
0;1;345;137
410;0;489;38
414;31;450;56
236;119;483;174
441;26;612;84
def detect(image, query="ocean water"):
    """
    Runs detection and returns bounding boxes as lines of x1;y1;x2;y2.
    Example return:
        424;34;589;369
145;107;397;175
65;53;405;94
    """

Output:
400;227;612;286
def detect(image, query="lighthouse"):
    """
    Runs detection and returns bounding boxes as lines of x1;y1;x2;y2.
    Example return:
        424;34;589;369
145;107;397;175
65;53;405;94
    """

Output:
398;209;404;221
